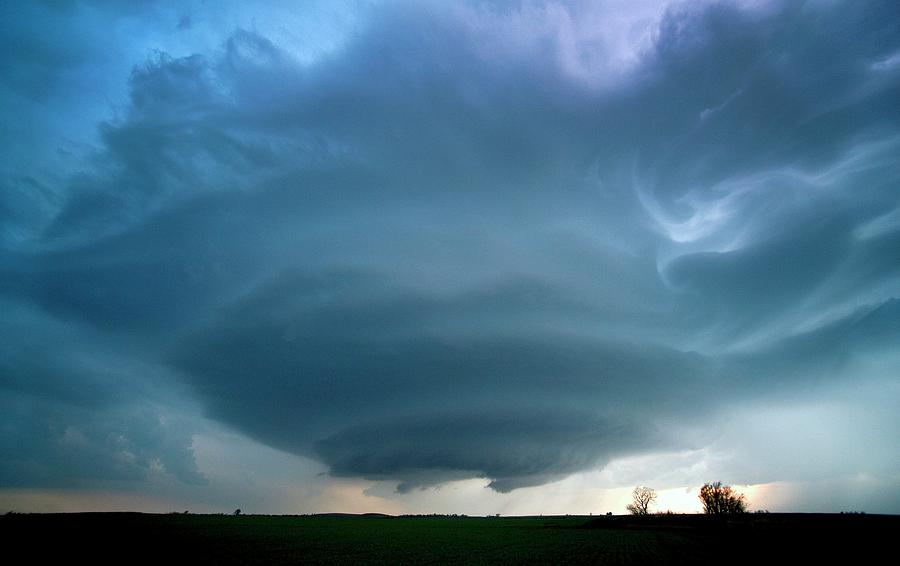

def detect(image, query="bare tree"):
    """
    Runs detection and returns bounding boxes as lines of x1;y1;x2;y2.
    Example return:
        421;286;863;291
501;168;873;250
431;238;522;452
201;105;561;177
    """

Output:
699;482;747;514
626;486;657;515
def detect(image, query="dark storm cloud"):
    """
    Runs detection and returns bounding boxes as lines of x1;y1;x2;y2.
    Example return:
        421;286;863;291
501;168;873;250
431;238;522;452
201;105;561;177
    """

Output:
171;269;714;489
0;301;206;487
316;410;655;493
0;394;206;487
2;0;899;493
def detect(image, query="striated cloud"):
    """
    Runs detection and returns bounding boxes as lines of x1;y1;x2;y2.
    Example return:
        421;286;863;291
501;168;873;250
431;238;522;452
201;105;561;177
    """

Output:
1;0;898;495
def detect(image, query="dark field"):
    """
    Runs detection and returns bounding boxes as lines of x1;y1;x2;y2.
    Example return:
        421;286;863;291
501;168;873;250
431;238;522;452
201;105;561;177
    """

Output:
2;512;897;564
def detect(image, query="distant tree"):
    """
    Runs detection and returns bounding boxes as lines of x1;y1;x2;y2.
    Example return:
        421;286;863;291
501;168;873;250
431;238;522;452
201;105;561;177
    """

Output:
626;486;657;515
699;482;747;514
234;508;242;516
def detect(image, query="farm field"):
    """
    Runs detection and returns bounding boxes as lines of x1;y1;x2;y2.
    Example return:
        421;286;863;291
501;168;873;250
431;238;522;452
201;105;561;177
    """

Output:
2;512;896;564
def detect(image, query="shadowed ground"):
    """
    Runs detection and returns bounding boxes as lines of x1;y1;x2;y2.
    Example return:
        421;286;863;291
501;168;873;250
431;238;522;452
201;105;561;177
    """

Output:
2;512;896;564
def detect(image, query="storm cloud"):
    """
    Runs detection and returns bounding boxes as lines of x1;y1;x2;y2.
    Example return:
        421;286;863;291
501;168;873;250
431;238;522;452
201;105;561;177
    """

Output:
2;0;899;501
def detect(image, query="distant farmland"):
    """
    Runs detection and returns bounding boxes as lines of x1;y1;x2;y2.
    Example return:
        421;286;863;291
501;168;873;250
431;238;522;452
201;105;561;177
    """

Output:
2;512;896;564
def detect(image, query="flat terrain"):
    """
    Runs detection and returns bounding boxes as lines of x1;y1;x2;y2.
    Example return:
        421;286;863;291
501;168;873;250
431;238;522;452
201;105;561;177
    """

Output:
2;512;896;564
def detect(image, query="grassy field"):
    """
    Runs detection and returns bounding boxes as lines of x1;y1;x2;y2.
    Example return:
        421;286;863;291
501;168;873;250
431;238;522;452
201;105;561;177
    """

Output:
2;512;896;564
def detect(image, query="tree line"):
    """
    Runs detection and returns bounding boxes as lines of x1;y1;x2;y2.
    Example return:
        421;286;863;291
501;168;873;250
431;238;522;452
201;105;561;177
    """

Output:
627;482;747;515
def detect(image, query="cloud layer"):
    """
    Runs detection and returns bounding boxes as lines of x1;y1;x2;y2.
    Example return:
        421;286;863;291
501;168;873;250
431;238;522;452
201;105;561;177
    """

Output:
2;0;899;498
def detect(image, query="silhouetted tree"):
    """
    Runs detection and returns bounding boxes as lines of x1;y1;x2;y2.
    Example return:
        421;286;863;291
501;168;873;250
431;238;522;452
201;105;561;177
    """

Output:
699;482;747;514
234;508;242;516
626;486;657;515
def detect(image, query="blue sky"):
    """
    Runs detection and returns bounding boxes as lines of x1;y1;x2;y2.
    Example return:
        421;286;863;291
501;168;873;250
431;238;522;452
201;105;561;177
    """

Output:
1;0;899;514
